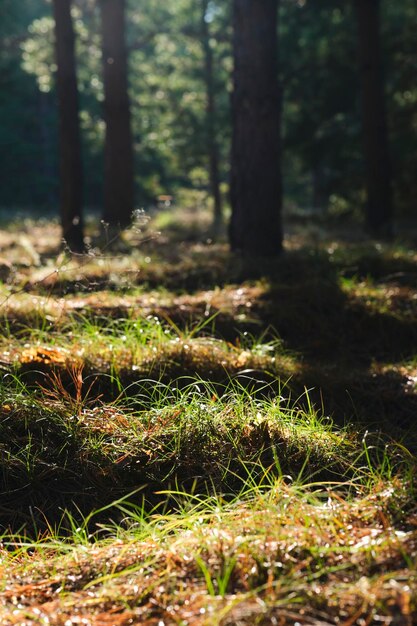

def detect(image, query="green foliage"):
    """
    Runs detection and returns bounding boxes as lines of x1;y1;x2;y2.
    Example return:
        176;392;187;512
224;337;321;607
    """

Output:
1;0;416;218
0;0;56;206
281;1;361;211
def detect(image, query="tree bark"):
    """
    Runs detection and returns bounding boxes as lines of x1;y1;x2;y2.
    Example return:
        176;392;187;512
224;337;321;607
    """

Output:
355;0;393;237
229;0;282;256
100;0;134;229
52;0;85;252
201;0;223;237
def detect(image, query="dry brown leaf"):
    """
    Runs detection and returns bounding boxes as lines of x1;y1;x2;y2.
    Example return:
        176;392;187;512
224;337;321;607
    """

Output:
20;346;68;365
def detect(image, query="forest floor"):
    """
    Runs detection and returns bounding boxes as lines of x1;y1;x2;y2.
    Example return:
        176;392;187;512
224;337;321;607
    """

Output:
0;208;416;625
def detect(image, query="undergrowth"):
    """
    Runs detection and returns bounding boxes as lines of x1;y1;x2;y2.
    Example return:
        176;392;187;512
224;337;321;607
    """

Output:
0;213;416;624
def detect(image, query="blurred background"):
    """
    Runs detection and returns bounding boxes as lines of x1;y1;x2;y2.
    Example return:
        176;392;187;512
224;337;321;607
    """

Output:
0;0;416;229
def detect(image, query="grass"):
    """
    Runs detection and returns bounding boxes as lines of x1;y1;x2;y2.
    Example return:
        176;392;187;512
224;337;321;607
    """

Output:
0;208;416;624
1;376;367;532
1;473;416;624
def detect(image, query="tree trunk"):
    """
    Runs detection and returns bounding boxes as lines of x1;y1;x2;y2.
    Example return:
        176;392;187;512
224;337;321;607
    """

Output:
100;0;134;229
52;0;85;252
229;0;282;256
201;0;223;237
355;0;393;237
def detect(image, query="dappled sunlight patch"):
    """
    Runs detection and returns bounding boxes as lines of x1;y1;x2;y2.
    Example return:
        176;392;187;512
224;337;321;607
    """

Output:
370;362;417;394
341;278;417;321
0;238;234;296
20;345;70;366
77;405;131;435
0;283;266;329
0;317;296;397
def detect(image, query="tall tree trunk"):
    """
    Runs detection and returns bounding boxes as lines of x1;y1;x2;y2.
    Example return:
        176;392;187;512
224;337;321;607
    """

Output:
355;0;393;237
100;0;134;229
52;0;85;252
201;0;223;237
229;0;282;256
